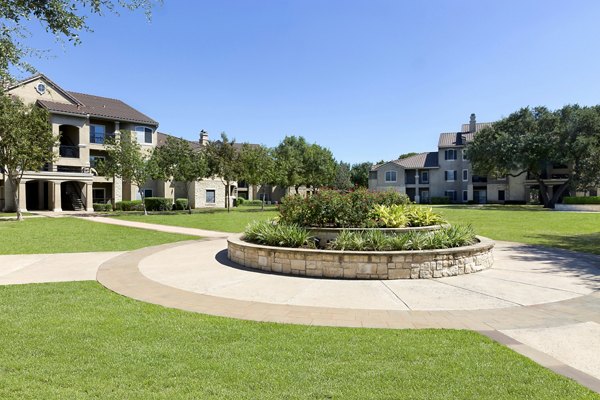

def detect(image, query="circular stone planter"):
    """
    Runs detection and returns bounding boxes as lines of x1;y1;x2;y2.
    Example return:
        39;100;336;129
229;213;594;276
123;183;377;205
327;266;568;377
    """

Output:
227;235;494;280
308;225;448;245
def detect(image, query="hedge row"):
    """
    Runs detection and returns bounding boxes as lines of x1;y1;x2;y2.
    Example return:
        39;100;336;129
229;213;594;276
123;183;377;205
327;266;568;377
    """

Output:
563;196;600;204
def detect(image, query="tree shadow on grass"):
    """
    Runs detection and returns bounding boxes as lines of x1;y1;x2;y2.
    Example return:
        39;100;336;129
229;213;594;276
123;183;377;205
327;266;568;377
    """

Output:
434;205;548;212
531;232;600;257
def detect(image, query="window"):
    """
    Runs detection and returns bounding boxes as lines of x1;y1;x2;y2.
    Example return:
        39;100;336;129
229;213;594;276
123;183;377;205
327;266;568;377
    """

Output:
444;170;457;181
444;190;457;201
385;170;397;182
136;126;153;144
89;155;105;169
463;190;468;202
498;190;506;201
92;188;106;204
444;149;457;160
90;124;106;144
462;150;468;161
206;189;216;204
462;169;468;182
421;171;429;183
143;189;153;198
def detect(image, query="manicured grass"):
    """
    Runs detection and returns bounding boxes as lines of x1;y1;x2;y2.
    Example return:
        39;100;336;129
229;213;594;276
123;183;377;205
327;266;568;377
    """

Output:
0;217;195;254
434;205;600;255
113;207;278;233
0;282;596;399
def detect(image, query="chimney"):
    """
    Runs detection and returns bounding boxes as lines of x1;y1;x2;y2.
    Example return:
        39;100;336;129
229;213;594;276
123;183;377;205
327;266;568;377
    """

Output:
469;113;476;133
199;130;209;146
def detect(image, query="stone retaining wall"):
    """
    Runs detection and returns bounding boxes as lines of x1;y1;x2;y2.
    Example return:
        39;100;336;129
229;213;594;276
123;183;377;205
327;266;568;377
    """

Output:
227;236;494;280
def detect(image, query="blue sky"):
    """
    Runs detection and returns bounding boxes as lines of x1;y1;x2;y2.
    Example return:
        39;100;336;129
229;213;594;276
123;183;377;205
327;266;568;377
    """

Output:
18;0;600;163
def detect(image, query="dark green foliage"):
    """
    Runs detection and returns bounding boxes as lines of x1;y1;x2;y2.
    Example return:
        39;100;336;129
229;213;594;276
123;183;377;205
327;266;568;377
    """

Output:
92;203;112;212
350;162;372;188
278;189;410;228
332;161;353;190
431;196;452;204
240;200;263;206
144;197;173;211
115;200;144;212
329;225;477;251
243;220;316;248
563;196;600;204
173;198;189;210
235;197;245;206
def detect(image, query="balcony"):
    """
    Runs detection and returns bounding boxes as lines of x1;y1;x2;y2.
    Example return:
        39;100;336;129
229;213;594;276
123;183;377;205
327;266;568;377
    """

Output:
59;145;80;158
472;175;487;183
90;133;116;144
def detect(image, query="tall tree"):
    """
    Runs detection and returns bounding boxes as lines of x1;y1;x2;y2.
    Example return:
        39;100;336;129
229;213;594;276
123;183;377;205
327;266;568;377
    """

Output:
101;131;158;215
303;143;336;190
205;132;241;212
0;93;55;220
467;105;600;208
273;135;308;194
238;143;274;210
350;162;372;188
1;0;159;81
332;161;353;191
153;136;207;214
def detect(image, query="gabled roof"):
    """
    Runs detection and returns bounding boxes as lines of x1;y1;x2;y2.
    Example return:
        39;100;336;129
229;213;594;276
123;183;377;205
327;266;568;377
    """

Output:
8;73;82;105
438;132;475;147
38;91;158;126
371;152;439;171
461;122;493;133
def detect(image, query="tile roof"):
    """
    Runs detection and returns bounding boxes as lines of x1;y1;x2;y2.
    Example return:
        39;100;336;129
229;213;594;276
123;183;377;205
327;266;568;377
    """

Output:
156;132;202;149
438;132;475;147
38;92;158;126
461;122;493;132
372;152;439;170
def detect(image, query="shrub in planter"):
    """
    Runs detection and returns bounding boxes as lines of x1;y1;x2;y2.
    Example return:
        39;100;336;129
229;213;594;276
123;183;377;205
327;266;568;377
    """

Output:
144;197;174;211
563;196;600;204
115;200;144;211
243;220;316;248
370;204;409;228
403;205;446;227
93;203;112;212
173;198;189;210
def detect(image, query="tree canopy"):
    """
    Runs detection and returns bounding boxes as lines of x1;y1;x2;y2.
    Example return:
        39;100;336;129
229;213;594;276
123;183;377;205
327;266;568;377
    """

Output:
0;92;55;220
467;105;600;208
205;133;241;211
350;162;372;188
0;0;159;81
332;161;353;191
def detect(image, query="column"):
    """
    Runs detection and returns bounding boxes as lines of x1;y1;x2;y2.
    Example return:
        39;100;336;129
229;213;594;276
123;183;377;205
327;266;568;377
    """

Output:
52;182;62;212
113;176;122;204
414;169;420;204
18;182;27;212
85;182;94;212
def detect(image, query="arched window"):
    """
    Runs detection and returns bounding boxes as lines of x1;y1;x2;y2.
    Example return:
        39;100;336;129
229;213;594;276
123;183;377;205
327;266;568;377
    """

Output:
135;126;153;144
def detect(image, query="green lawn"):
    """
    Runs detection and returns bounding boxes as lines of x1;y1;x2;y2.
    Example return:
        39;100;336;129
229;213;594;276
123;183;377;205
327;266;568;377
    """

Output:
0;281;596;399
113;206;278;233
0;217;195;254
434;205;600;255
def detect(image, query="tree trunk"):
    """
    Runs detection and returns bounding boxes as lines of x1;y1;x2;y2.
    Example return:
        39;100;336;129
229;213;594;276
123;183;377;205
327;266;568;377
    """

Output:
260;184;265;211
537;180;551;208
226;181;230;213
547;182;570;209
295;185;299;194
186;181;193;215
12;177;23;222
139;188;148;215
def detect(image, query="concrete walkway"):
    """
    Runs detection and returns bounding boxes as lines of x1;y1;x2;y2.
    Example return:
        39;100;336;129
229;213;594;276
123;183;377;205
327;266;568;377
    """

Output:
80;216;229;238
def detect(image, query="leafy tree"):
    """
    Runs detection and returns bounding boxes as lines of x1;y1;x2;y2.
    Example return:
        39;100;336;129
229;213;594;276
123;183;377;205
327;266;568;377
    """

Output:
0;93;55;220
238;143;274;210
101;131;158;215
398;152;419;160
350;162;373;188
332;161;353;191
273;135;308;194
467;105;600;208
153;136;207;214
0;0;159;81
303;143;336;190
205;132;241;212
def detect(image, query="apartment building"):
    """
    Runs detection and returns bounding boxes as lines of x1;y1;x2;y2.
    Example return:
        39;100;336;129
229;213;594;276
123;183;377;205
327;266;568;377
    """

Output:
369;114;573;204
1;74;232;212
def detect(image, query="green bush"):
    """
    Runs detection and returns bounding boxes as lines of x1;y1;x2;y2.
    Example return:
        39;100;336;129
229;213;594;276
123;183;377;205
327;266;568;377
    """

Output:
328;225;477;251
370;204;409;228
115;200;144;211
235;197;245;206
279;189;410;228
430;196;451;204
242;200;264;206
144;197;174;211
173;198;189;210
92;203;112;212
563;196;600;204
243;220;316;248
402;205;446;227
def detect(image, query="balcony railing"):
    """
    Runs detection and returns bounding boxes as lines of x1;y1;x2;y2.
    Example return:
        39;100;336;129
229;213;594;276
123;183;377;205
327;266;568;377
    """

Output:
90;133;116;144
59;145;80;158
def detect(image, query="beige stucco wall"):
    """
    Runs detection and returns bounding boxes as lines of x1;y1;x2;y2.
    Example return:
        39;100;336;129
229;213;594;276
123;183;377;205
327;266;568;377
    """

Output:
7;77;73;106
368;162;406;193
